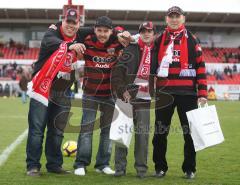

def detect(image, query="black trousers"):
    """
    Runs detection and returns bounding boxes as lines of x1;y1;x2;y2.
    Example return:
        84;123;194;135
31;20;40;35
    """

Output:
153;93;197;173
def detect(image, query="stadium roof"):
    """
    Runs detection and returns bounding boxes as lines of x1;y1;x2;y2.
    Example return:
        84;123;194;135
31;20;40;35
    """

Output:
0;0;240;33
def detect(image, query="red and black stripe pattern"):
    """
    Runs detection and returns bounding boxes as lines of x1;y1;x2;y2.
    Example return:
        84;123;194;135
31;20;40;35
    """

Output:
83;34;123;96
156;31;207;98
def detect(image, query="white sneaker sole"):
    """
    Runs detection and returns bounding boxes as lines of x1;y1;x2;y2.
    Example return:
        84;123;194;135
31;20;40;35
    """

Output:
74;168;86;176
95;168;115;175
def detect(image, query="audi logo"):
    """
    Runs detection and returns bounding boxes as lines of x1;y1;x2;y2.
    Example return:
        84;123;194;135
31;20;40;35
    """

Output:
92;56;117;63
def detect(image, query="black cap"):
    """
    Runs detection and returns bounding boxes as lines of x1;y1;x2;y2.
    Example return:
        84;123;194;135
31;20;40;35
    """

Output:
95;16;112;29
64;9;79;23
167;6;184;16
138;22;156;33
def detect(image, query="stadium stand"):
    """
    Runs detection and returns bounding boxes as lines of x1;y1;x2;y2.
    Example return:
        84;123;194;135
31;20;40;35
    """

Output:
0;47;39;60
1;46;239;64
202;48;240;63
0;46;239;63
0;6;239;99
0;46;240;85
207;74;240;84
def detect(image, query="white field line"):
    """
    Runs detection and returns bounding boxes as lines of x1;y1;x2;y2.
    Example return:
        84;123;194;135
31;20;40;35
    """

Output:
0;129;28;167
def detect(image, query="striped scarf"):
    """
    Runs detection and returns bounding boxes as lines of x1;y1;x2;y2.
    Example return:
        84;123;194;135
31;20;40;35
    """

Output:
134;38;153;100
157;25;196;77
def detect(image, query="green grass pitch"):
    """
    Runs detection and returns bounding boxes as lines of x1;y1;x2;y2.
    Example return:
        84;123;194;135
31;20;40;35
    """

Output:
0;97;239;185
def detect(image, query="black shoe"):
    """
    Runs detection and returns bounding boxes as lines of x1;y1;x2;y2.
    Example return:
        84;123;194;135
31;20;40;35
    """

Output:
47;167;71;174
155;170;166;178
185;171;195;179
114;170;126;177
26;168;41;177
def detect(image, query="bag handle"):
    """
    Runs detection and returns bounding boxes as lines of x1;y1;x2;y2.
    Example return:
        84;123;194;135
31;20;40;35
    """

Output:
198;102;208;108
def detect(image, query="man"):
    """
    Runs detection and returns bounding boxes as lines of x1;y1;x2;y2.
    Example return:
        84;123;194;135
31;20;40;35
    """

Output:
26;9;86;176
153;6;207;179
111;22;157;178
73;16;131;176
18;69;31;104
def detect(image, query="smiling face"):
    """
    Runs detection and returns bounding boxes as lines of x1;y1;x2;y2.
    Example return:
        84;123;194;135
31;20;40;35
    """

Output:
140;29;155;45
166;13;185;30
94;26;113;44
62;20;80;37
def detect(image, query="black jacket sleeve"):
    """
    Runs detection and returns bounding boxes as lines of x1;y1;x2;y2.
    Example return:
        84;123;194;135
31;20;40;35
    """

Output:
111;46;134;99
152;33;163;75
33;25;65;76
76;27;94;43
111;45;139;99
41;26;94;55
40;27;64;55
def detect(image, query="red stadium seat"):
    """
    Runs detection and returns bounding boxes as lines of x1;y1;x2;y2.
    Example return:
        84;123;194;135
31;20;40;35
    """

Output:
0;47;40;60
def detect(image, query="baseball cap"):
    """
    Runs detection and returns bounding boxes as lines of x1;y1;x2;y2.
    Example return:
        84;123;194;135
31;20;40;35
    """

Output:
64;9;79;24
138;22;156;33
114;26;125;32
95;16;113;29
167;6;184;16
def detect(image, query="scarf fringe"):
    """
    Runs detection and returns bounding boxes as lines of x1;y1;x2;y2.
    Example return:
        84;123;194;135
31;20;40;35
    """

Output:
179;69;196;77
134;78;151;100
27;81;48;106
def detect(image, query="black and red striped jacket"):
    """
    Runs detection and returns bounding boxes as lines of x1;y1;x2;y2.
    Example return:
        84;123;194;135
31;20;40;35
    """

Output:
155;30;207;98
82;34;123;97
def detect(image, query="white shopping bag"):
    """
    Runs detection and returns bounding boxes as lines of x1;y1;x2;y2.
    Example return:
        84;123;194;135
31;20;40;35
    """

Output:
186;104;224;152
110;99;134;148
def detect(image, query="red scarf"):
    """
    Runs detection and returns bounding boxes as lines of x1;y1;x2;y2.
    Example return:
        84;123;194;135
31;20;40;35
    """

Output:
158;25;195;77
134;38;153;99
27;26;77;106
59;26;77;73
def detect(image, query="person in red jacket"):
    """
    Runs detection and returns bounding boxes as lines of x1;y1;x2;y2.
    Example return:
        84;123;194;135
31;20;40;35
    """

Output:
153;6;207;179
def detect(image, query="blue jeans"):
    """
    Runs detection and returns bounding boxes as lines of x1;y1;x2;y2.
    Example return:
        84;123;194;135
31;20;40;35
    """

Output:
26;91;71;171
74;94;115;170
21;91;27;104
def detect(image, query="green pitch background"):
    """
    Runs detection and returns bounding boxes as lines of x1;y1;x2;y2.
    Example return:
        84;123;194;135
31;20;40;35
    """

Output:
0;98;239;185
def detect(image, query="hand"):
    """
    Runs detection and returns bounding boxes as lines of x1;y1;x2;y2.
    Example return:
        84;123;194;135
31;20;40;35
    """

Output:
121;31;131;39
198;97;208;106
130;34;140;43
117;31;131;47
123;90;131;103
69;43;86;55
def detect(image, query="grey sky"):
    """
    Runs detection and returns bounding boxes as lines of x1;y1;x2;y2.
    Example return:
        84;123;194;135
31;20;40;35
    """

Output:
1;0;240;13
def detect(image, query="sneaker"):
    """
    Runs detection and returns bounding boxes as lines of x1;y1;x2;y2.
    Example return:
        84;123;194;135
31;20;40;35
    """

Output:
47;167;71;174
114;170;126;177
26;168;41;177
96;166;115;175
155;170;166;178
185;171;195;179
74;167;86;176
